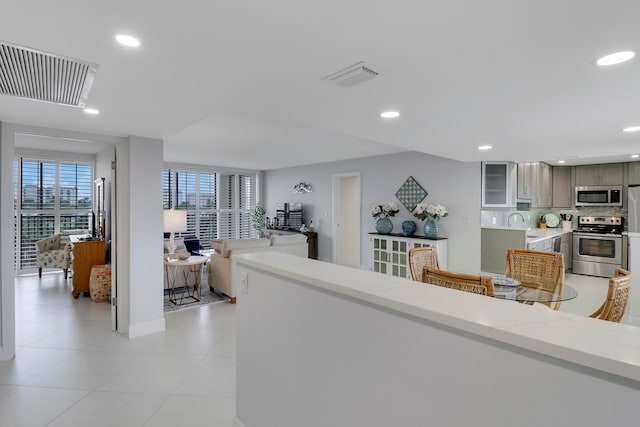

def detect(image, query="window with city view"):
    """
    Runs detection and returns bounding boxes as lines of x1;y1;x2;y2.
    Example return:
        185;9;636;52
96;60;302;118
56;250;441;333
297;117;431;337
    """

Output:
163;168;257;246
15;157;93;271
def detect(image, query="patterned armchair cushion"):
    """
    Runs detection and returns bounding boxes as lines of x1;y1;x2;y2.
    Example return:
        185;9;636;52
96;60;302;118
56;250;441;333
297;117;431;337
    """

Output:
35;234;71;269
36;234;61;252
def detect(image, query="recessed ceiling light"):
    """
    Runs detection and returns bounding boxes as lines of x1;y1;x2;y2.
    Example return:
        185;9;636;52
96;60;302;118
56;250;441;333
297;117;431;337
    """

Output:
632;154;639;159
380;111;399;119
596;51;635;66
84;108;99;115
558;160;566;164
115;34;140;47
478;145;492;150
623;126;640;132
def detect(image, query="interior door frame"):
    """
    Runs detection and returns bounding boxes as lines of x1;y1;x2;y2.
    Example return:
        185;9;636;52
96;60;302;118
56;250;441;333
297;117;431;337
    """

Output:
332;172;361;268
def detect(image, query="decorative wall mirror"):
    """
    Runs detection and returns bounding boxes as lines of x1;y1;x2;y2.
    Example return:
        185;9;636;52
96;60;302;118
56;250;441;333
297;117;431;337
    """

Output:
395;176;428;213
95;177;105;239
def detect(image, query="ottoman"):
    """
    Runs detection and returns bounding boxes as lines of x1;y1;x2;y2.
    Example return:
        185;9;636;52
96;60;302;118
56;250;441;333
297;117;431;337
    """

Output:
89;264;111;302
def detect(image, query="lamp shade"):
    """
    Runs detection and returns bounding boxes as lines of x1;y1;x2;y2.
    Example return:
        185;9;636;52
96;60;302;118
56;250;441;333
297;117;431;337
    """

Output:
163;209;187;233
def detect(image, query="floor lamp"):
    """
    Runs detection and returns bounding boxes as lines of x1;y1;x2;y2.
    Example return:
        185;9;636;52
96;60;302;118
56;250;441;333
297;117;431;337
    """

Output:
164;209;187;260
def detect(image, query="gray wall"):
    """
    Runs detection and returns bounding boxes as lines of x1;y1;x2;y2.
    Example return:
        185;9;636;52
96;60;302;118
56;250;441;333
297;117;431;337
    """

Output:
264;151;481;273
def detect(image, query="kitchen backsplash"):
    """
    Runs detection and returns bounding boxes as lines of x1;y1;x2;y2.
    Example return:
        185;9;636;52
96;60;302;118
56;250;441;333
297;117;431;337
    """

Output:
482;206;628;229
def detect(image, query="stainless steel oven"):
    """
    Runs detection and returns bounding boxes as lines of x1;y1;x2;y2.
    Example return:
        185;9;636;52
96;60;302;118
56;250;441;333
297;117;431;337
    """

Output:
572;216;623;277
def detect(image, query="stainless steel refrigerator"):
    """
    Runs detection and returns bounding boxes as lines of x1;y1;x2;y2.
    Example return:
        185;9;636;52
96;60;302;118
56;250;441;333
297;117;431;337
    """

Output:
627;185;640;321
630;185;640;233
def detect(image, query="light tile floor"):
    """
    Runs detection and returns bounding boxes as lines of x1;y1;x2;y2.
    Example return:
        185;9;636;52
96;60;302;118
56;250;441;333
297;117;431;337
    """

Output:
1;268;634;426
0;273;237;427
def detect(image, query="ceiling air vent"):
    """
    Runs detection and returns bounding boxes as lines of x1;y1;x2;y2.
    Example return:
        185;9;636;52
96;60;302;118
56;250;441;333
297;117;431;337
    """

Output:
0;41;98;108
322;62;379;88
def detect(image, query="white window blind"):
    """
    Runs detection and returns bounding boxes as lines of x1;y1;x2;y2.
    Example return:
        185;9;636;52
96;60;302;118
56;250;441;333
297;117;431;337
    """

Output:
163;168;258;244
16;157;93;271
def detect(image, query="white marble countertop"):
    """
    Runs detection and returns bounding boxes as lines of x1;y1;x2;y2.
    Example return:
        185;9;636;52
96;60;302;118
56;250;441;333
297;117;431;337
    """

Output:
482;226;572;243
235;252;640;383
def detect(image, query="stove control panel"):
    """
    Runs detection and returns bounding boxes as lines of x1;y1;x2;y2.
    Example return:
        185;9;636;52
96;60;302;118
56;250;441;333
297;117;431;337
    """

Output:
578;216;622;226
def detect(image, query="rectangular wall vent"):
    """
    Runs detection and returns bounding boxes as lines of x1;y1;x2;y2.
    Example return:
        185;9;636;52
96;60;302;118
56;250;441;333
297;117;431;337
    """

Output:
322;62;379;88
0;41;98;108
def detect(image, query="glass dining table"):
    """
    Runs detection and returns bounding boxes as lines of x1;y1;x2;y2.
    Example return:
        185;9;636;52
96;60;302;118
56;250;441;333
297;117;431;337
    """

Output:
489;274;578;304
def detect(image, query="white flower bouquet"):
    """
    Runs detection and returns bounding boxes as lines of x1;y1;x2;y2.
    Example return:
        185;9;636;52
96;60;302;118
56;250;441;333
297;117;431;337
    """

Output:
370;202;400;219
413;202;448;221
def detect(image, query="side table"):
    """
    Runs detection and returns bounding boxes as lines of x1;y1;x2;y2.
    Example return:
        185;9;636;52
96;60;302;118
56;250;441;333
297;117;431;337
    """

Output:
165;255;208;305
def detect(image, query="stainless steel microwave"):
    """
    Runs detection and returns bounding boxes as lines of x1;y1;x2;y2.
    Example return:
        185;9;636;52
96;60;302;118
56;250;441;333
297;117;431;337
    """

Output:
575;185;623;207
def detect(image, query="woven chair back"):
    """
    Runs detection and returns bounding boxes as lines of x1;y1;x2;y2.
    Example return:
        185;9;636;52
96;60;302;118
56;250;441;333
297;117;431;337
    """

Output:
423;267;495;297
590;268;632;323
504;249;566;310
409;247;439;282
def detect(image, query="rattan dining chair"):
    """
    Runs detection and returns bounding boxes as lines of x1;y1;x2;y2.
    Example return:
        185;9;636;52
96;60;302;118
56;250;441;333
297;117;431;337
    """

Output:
408;247;439;282
589;268;632;323
504;248;565;310
423;267;495;297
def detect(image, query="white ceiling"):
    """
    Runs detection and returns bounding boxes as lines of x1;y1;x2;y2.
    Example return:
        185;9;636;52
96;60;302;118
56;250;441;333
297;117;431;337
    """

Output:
2;1;640;170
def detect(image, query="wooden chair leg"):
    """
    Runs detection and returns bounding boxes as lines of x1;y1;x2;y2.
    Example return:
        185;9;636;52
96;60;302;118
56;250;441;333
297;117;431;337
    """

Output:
38;267;42;278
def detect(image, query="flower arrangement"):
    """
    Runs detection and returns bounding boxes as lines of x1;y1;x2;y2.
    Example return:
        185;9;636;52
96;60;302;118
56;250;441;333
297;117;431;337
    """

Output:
413;202;448;221
370;202;400;219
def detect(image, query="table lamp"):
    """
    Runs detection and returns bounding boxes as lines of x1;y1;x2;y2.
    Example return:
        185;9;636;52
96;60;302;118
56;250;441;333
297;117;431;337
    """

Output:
164;209;187;259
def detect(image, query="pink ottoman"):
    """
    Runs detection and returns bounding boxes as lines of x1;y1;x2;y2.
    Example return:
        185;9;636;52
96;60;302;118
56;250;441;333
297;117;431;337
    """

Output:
89;264;111;303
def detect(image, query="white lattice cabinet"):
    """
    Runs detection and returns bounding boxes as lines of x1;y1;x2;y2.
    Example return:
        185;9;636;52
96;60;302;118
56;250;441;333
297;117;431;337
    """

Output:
369;233;448;279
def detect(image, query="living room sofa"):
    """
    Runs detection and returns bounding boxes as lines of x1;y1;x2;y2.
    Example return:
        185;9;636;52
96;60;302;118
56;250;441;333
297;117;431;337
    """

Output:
206;234;308;303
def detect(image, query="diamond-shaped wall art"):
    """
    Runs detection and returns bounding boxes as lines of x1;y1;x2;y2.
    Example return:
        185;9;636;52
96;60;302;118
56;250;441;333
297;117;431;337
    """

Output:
395;176;428;213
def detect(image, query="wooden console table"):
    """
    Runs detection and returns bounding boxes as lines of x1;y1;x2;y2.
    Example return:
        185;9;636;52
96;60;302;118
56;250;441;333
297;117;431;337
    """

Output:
70;237;106;298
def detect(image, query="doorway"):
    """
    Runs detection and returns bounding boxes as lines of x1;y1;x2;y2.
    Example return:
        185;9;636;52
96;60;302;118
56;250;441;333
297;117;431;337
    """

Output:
332;173;361;268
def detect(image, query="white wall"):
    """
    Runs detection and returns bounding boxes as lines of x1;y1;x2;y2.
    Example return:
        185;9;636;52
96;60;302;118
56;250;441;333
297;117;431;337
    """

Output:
264;151;481;272
235;258;640;427
0;122;16;360
116;136;165;337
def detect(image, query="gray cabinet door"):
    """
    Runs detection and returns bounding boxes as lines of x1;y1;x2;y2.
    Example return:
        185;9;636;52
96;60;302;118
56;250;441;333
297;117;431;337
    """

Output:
575;164;600;185
630;162;640;186
575;163;622;185
552;166;572;208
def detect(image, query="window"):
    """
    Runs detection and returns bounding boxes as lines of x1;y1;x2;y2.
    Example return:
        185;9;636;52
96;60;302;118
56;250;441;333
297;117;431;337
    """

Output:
163;167;259;246
15;157;93;271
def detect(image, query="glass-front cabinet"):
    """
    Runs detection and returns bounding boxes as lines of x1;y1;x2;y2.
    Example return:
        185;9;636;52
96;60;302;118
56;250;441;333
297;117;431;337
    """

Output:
370;234;448;279
481;161;516;208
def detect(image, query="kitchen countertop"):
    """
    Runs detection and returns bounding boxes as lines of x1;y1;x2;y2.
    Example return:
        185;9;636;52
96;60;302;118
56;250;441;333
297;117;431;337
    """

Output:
481;226;572;244
235;251;640;383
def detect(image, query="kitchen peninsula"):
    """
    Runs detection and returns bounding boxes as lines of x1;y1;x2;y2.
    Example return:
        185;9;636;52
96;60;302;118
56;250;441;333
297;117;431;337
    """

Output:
481;226;572;273
234;252;640;427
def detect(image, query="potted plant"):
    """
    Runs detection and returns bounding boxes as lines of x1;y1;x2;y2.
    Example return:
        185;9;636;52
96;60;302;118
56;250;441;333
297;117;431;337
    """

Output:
371;202;399;234
251;204;266;236
413;203;448;238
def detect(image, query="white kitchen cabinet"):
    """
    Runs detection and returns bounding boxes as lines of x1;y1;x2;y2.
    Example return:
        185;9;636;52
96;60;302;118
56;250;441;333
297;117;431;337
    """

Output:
575;163;623;186
370;234;448;279
552;166;572;208
482;161;516;207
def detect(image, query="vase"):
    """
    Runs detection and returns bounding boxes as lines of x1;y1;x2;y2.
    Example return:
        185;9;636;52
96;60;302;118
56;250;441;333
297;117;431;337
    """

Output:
401;220;416;236
376;217;393;234
423;218;438;238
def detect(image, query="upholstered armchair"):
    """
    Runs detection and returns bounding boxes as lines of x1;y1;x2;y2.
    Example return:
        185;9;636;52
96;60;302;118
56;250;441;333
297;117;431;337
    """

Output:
35;234;72;279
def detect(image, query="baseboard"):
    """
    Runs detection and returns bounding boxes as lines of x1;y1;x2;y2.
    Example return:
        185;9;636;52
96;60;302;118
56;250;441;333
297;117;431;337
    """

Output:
0;345;16;362
128;317;166;338
232;417;246;427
